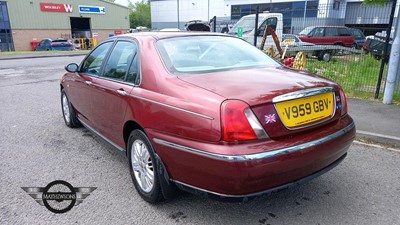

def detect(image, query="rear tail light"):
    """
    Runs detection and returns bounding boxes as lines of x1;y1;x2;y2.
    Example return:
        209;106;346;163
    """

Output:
339;87;348;116
221;100;268;141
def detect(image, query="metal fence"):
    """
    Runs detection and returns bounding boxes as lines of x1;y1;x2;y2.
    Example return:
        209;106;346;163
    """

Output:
212;2;400;102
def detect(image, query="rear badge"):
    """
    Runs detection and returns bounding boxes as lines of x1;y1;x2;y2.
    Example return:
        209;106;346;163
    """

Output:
265;114;277;124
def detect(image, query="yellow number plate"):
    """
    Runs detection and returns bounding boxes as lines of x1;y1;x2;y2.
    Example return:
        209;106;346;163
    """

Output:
275;92;335;128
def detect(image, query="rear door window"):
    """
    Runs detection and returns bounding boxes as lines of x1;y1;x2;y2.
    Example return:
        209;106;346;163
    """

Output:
126;54;139;84
325;28;338;36
103;41;137;81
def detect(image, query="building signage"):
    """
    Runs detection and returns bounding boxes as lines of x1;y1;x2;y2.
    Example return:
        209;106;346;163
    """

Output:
40;2;73;13
79;5;106;14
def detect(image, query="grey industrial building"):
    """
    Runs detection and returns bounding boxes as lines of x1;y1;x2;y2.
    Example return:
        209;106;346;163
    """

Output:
0;0;129;51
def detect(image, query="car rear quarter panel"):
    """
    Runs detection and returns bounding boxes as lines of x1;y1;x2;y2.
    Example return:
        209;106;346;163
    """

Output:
122;36;225;145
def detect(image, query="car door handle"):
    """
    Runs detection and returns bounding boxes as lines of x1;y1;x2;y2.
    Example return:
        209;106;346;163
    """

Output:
116;89;127;96
85;81;92;85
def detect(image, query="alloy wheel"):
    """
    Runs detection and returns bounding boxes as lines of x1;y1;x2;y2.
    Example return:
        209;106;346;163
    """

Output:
62;94;71;124
130;139;154;193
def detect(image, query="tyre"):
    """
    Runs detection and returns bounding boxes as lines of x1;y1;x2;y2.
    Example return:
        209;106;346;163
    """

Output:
373;55;381;60
61;89;81;128
318;51;331;62
127;130;163;203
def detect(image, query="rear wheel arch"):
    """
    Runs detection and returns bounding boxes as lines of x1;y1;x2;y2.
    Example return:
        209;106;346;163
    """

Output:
124;122;179;201
123;120;144;151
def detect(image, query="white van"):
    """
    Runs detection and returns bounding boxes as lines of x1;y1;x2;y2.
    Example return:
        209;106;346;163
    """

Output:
228;13;283;49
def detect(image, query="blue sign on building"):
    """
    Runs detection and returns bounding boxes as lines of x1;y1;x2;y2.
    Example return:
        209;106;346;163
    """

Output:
79;5;106;14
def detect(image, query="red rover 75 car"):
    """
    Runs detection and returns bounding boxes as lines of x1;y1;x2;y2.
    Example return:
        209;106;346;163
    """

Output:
60;32;355;203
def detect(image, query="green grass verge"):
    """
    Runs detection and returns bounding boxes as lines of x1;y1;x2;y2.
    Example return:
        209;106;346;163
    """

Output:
305;54;399;103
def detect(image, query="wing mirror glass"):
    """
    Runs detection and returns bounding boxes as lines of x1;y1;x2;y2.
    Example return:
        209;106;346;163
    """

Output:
65;63;79;73
258;29;264;36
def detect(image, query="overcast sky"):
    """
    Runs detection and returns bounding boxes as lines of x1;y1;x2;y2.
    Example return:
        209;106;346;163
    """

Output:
114;0;142;7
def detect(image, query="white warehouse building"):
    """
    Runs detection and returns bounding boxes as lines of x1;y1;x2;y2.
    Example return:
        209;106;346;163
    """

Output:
150;0;399;35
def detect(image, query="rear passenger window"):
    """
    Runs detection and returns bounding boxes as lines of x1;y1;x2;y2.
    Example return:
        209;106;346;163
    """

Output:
126;55;139;84
325;28;338;36
103;41;137;81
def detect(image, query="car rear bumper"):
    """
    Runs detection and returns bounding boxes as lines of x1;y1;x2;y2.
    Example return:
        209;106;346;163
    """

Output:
172;152;347;202
148;115;355;197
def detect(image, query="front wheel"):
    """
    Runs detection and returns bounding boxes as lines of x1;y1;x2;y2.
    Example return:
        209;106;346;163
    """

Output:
127;130;163;203
61;90;81;128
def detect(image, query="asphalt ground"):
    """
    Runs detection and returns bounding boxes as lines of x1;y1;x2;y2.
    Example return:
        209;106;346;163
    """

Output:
0;56;399;224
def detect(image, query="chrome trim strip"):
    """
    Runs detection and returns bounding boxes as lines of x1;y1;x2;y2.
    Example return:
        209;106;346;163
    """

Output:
128;93;214;120
153;121;354;161
272;87;336;103
78;118;125;152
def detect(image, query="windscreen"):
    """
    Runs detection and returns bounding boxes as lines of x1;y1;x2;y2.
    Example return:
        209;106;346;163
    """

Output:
298;27;314;35
156;35;279;74
228;17;256;35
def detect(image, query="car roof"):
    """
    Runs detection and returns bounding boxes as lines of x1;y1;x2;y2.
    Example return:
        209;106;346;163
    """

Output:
308;26;349;28
114;32;229;40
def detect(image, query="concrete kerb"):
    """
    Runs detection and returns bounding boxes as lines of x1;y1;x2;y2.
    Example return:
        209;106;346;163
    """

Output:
356;130;400;149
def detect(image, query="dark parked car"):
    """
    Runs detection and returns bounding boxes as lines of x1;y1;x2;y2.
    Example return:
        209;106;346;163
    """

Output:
298;26;355;48
35;38;75;51
364;35;392;61
61;32;355;203
349;28;366;49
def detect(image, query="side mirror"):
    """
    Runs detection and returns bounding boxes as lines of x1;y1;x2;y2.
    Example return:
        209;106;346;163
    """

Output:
258;29;264;36
65;63;79;73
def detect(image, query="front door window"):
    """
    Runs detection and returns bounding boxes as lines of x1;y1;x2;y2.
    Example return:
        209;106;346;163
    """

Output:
80;42;113;76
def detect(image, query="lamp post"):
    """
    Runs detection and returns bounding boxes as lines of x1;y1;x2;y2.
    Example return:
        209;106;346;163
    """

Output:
208;0;210;21
303;0;308;29
177;0;180;29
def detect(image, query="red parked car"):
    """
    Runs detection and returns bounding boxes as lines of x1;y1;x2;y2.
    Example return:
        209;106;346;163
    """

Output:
298;26;355;48
61;32;355;203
